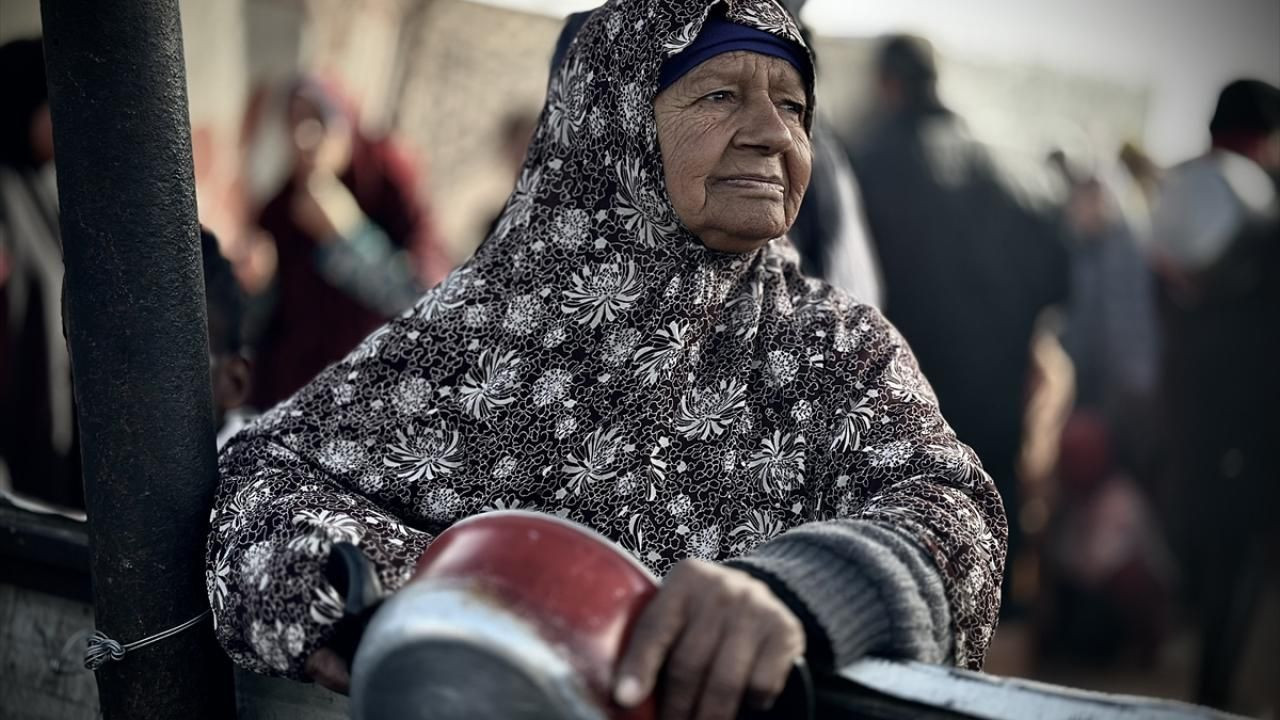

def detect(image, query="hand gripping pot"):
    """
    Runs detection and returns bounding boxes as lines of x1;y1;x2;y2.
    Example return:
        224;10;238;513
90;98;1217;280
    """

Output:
349;511;660;720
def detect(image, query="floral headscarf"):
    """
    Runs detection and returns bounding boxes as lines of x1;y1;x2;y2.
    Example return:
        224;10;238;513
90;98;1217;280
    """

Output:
210;0;1005;676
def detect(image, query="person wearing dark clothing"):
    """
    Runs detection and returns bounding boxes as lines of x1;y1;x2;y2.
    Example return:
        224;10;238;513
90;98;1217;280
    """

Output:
0;38;82;508
201;228;255;449
251;79;449;409
849;35;1069;599
1150;79;1280;710
1053;160;1160;419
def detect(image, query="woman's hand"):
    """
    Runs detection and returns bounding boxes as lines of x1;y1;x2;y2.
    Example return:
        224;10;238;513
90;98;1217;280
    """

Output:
613;559;805;720
290;173;364;244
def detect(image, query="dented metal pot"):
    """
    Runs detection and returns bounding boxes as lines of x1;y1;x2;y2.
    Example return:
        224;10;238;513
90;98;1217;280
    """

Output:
348;511;660;720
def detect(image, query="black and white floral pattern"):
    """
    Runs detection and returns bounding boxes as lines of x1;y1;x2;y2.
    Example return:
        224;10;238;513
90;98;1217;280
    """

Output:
458;349;522;418
286;509;364;556
208;0;1004;679
546;55;593;147
634;321;691;384
729;509;785;553
616;157;680;247
532;368;575;407
675;379;748;440
561;256;644;327
562;426;626;495
383;425;463;483
495;167;542;240
503;294;545;335
392;378;433;416
745;429;807;496
830;394;875;452
412;268;474;322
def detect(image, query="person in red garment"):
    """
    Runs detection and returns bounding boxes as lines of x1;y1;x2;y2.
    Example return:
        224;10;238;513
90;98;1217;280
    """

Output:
250;78;450;408
208;3;1006;718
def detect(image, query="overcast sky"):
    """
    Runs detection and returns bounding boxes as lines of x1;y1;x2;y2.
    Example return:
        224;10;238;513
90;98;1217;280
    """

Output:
472;0;1280;164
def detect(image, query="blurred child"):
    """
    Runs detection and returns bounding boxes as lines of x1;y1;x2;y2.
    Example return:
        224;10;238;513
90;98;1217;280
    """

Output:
201;228;253;449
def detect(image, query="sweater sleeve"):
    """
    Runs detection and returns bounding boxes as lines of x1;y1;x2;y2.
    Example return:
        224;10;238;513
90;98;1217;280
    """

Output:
731;307;1006;670
727;519;952;668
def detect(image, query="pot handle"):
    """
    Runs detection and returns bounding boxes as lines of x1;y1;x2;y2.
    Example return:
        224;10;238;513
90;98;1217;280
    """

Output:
738;658;815;720
324;541;385;664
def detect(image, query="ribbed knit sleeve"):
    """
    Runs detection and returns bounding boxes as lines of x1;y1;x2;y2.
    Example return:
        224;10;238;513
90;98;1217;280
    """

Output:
728;520;952;668
731;309;1007;671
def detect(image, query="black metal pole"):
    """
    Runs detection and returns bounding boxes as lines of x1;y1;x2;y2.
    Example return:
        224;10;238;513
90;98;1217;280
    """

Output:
38;0;235;717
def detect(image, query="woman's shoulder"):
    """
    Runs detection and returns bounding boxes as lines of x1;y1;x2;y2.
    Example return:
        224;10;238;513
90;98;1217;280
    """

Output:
770;251;884;327
764;261;902;375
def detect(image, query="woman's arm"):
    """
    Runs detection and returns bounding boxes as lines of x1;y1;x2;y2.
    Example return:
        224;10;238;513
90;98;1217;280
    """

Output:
727;517;956;668
207;433;433;679
729;308;1006;671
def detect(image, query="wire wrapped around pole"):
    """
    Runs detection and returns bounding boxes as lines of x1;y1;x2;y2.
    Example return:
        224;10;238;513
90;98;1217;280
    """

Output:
83;611;212;671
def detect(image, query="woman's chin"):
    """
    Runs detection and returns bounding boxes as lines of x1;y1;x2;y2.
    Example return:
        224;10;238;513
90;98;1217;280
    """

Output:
698;224;786;254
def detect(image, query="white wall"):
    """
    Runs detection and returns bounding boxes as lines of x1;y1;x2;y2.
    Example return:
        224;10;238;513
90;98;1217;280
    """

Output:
0;0;42;41
470;0;1280;166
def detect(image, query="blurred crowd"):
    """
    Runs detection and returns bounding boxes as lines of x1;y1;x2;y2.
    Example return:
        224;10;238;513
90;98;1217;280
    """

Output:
1;2;1277;714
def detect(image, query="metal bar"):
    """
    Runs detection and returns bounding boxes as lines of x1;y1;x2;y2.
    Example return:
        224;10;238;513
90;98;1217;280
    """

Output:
824;658;1244;720
38;0;235;716
0;504;90;602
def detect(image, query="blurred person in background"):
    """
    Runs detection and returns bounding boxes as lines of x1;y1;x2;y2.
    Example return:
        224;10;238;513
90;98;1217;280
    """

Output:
1149;78;1280;710
1050;151;1161;471
1027;150;1172;670
249;78;450;409
2;225;252;517
551;0;885;307
1044;410;1175;664
849;34;1069;610
0;37;81;509
201;227;255;451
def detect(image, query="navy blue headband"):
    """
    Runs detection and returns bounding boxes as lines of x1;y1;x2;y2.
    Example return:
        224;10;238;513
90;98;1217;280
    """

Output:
658;17;813;93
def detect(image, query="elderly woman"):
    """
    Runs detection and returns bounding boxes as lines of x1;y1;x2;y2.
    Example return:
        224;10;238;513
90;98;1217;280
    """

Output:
206;2;1005;718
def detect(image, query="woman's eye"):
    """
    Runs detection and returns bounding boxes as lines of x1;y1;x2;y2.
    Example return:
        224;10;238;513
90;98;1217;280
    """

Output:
703;90;735;103
780;100;806;116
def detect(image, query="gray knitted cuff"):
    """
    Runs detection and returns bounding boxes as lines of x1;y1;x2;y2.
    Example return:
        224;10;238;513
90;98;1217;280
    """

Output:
727;519;953;668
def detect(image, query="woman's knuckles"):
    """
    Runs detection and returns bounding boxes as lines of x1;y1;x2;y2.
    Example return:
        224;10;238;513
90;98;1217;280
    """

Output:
703;673;747;704
667;649;714;681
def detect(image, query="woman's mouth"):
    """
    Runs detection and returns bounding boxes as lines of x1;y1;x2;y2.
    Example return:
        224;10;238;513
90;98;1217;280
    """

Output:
714;176;785;194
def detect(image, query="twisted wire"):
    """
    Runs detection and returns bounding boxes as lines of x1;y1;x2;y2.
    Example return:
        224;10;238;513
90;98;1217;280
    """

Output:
83;609;212;670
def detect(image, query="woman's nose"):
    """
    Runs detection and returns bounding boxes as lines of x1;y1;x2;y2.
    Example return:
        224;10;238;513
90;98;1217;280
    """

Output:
733;95;794;155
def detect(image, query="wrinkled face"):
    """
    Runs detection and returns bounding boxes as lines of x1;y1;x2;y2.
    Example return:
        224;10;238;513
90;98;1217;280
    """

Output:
655;51;812;253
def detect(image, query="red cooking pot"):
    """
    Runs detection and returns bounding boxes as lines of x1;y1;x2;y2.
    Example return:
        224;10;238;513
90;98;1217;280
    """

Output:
348;511;660;720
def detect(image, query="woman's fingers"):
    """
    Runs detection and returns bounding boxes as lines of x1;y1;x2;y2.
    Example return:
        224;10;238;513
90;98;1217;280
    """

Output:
615;560;806;719
690;614;767;720
614;570;694;707
304;647;351;695
743;629;804;712
660;591;729;720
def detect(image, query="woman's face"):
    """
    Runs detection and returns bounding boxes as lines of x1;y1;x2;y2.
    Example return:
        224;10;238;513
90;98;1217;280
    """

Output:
655;51;812;254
